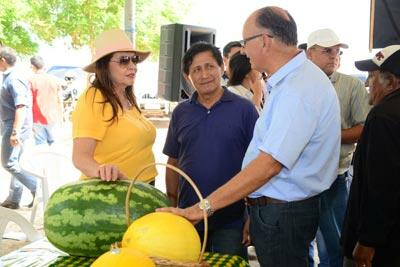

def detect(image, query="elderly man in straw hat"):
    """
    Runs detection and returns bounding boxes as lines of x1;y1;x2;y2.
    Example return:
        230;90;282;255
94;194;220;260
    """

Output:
72;29;157;183
342;45;400;267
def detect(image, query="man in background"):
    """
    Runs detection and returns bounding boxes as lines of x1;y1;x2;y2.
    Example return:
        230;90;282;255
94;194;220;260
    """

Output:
221;41;242;86
0;46;36;209
306;28;371;267
30;56;63;145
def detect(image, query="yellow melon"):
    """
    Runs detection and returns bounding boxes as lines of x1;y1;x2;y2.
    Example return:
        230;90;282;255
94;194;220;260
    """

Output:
122;212;201;262
91;246;155;267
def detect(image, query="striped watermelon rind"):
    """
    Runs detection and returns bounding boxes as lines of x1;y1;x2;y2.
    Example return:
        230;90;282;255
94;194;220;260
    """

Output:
44;179;170;257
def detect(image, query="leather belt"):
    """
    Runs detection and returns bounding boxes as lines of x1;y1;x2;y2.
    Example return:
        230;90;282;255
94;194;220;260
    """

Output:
245;196;287;206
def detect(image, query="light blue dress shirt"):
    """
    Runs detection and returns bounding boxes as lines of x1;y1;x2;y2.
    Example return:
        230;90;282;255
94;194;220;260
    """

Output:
243;51;341;201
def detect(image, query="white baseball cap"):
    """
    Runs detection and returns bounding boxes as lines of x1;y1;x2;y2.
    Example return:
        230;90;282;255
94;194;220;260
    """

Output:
355;45;400;76
307;28;349;49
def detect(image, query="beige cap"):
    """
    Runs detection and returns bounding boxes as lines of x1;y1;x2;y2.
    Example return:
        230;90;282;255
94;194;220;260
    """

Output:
307;28;348;49
83;29;150;73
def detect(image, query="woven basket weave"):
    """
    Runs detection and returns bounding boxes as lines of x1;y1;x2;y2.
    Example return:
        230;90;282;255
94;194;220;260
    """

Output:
125;163;209;267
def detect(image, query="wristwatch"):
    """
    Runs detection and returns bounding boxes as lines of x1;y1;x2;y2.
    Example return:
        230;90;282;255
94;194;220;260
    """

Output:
198;199;214;217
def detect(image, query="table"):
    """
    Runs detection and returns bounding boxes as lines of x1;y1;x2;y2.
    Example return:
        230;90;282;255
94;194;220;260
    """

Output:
0;238;250;267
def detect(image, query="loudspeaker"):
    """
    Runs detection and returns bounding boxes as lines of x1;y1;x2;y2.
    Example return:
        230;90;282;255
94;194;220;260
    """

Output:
158;24;216;102
370;0;400;49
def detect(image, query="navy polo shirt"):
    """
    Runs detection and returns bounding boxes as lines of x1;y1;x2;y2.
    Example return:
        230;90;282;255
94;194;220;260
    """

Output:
163;88;258;230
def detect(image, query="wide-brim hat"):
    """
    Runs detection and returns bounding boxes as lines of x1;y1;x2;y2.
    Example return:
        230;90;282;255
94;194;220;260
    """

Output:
355;45;400;76
307;28;349;49
83;29;150;73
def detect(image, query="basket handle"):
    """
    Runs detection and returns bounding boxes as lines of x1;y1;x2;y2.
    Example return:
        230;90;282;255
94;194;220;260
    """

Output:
125;162;208;264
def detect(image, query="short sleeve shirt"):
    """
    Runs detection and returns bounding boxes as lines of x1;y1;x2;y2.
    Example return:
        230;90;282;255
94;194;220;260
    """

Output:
72;87;157;181
163;88;259;229
0;68;32;139
330;72;371;173
245;52;341;201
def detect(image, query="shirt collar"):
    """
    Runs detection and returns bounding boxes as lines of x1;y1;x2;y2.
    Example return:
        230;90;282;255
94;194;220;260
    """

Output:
267;51;306;91
382;88;400;103
189;86;234;104
330;71;339;83
2;66;14;76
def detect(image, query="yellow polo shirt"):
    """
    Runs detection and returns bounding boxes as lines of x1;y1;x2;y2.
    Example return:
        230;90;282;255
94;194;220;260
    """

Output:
72;87;157;182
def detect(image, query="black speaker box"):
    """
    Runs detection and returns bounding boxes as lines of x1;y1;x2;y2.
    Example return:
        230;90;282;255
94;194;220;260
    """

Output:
158;24;216;102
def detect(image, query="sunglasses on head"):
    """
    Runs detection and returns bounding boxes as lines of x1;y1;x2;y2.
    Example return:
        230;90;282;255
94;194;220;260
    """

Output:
110;55;141;66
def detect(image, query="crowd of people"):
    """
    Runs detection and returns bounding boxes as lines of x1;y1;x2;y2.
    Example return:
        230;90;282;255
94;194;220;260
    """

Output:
0;4;399;267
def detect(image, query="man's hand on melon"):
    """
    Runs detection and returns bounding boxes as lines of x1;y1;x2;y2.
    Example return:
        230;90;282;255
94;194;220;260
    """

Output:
98;164;128;181
157;204;203;225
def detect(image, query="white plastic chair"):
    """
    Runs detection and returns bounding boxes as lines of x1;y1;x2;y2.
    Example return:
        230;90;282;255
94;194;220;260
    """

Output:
0;207;42;249
19;144;80;224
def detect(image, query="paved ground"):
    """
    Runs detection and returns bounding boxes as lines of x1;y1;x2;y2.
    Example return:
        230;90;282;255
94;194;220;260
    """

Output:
0;119;260;266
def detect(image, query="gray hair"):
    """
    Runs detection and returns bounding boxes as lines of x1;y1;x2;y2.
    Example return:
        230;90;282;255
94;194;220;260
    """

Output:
30;56;45;69
0;46;17;66
256;7;298;46
378;71;400;86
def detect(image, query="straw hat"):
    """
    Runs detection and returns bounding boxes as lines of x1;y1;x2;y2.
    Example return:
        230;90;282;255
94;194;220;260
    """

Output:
83;29;151;73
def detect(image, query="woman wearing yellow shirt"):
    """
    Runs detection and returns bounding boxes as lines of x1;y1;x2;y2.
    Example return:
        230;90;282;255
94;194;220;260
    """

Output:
72;29;157;183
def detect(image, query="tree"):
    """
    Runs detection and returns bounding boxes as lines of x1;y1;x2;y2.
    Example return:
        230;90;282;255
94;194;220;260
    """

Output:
0;1;38;54
0;0;190;59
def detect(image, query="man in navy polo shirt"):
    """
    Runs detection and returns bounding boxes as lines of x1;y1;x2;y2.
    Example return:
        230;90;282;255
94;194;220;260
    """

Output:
163;42;258;258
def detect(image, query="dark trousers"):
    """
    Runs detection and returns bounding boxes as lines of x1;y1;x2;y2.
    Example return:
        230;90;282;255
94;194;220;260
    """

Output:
249;195;320;267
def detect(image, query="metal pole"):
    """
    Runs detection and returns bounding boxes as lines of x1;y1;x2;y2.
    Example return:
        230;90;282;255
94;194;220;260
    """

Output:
124;0;136;46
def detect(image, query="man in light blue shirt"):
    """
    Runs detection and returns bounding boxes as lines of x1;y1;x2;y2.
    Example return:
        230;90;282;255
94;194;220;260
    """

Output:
159;6;340;266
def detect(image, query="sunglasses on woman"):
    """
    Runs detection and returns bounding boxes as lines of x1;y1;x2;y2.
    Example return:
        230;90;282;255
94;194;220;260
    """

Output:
110;55;141;66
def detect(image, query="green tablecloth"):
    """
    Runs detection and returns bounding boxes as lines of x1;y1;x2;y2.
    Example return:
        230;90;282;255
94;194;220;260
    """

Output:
0;239;249;267
49;252;249;266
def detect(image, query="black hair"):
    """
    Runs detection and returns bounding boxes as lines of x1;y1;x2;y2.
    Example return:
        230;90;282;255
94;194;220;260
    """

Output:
182;42;223;75
30;56;45;69
228;52;251;86
0;46;17;66
256;7;298;46
298;43;307;50
223;41;242;58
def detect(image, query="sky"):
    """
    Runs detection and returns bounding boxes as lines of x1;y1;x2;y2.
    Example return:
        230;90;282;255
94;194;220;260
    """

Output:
36;0;373;96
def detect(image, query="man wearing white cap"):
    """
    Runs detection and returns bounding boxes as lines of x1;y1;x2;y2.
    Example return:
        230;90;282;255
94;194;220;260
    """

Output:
342;45;400;267
306;28;371;267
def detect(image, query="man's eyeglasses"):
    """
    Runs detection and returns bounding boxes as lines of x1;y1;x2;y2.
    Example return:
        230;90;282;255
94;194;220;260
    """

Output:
314;47;343;56
239;32;274;47
110;55;141;66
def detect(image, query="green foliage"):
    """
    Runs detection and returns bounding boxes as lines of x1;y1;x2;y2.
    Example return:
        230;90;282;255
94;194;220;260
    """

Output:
26;0;125;49
136;0;190;59
0;0;190;59
0;1;38;55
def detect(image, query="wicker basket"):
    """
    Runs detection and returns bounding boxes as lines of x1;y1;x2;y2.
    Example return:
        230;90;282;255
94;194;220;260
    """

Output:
125;163;210;267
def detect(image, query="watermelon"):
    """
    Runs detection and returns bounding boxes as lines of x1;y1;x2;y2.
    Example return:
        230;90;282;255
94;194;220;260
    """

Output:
44;179;170;257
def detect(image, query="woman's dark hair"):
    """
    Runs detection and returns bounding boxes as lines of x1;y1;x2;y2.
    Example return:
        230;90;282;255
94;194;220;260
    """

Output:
228;52;251;86
89;53;140;123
